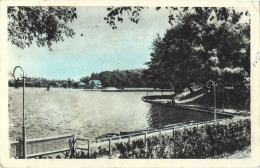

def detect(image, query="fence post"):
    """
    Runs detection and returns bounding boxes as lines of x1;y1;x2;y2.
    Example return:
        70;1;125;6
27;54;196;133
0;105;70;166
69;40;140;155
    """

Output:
128;135;131;144
88;140;90;157
127;135;131;153
16;138;22;158
109;138;112;156
73;134;76;158
144;133;147;158
70;134;76;158
144;132;147;145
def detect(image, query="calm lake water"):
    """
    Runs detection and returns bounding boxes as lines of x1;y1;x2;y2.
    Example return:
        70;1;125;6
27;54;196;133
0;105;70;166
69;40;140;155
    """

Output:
9;87;226;141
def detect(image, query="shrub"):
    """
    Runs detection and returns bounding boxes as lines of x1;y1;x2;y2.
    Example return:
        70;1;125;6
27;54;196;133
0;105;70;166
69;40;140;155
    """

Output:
115;118;250;159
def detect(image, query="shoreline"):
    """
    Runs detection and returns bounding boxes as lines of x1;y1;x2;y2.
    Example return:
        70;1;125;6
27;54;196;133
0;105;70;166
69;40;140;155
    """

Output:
84;89;173;92
141;86;250;116
141;97;235;117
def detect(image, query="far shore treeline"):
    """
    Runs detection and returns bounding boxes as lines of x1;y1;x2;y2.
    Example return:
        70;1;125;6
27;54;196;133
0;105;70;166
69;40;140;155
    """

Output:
80;69;149;88
8;69;150;89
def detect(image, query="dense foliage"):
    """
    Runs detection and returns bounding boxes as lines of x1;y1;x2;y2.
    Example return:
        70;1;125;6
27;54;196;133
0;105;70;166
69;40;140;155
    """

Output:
144;8;250;95
8;77;76;88
104;7;145;30
105;7;247;29
80;69;149;88
8;6;77;50
115;118;250;159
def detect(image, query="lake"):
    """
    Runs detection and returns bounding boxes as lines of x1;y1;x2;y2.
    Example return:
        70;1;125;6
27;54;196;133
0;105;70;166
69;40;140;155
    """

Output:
8;87;226;141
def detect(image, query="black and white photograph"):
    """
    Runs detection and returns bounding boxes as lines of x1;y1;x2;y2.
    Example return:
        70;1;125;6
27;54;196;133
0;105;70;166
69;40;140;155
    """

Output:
0;1;259;167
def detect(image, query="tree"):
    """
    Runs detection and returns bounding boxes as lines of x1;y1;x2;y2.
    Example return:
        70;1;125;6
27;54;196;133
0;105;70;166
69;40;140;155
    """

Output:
104;7;249;29
8;6;77;50
67;78;73;88
73;82;79;88
80;76;90;85
49;81;57;87
144;7;250;95
8;6;249;51
80;69;148;88
62;82;68;88
35;81;41;87
104;7;144;29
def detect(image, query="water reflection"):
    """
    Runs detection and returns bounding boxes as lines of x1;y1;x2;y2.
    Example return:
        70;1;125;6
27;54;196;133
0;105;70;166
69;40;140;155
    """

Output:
9;88;228;141
147;104;227;128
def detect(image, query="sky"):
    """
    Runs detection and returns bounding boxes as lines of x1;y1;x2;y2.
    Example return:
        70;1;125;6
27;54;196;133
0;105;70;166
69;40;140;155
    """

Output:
8;7;172;81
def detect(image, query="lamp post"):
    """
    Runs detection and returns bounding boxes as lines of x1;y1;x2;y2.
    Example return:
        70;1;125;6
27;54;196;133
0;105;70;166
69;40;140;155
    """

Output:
13;66;27;158
218;83;225;113
206;80;217;120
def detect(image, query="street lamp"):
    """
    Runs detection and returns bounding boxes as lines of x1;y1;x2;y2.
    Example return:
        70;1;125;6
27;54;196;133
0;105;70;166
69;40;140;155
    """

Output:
206;80;217;120
218;83;225;113
13;66;27;158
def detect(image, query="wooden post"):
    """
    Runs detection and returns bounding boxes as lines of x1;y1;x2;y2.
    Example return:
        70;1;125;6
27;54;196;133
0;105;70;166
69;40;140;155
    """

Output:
109;138;112;156
144;133;147;158
16;138;22;158
88;140;90;157
128;135;131;144
127;135;131;153
144;133;147;145
69;134;76;158
73;134;76;158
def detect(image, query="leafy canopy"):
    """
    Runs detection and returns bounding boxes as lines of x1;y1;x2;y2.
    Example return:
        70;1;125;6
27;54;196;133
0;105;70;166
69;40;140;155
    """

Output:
8;6;77;50
139;7;250;93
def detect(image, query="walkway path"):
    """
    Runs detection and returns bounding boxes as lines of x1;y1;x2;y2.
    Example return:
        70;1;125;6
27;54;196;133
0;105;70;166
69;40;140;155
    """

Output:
148;87;250;116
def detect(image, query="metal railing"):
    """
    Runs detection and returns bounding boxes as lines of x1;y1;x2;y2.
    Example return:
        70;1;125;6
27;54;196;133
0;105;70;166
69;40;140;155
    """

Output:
10;134;75;158
10;116;248;158
74;116;247;157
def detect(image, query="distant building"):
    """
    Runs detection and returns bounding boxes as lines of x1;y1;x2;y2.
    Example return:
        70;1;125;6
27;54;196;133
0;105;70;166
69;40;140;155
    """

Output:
55;82;62;87
88;80;102;89
49;82;62;87
78;82;86;89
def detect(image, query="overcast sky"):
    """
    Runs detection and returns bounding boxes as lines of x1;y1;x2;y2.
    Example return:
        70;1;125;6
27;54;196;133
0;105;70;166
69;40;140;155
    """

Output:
8;7;172;80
